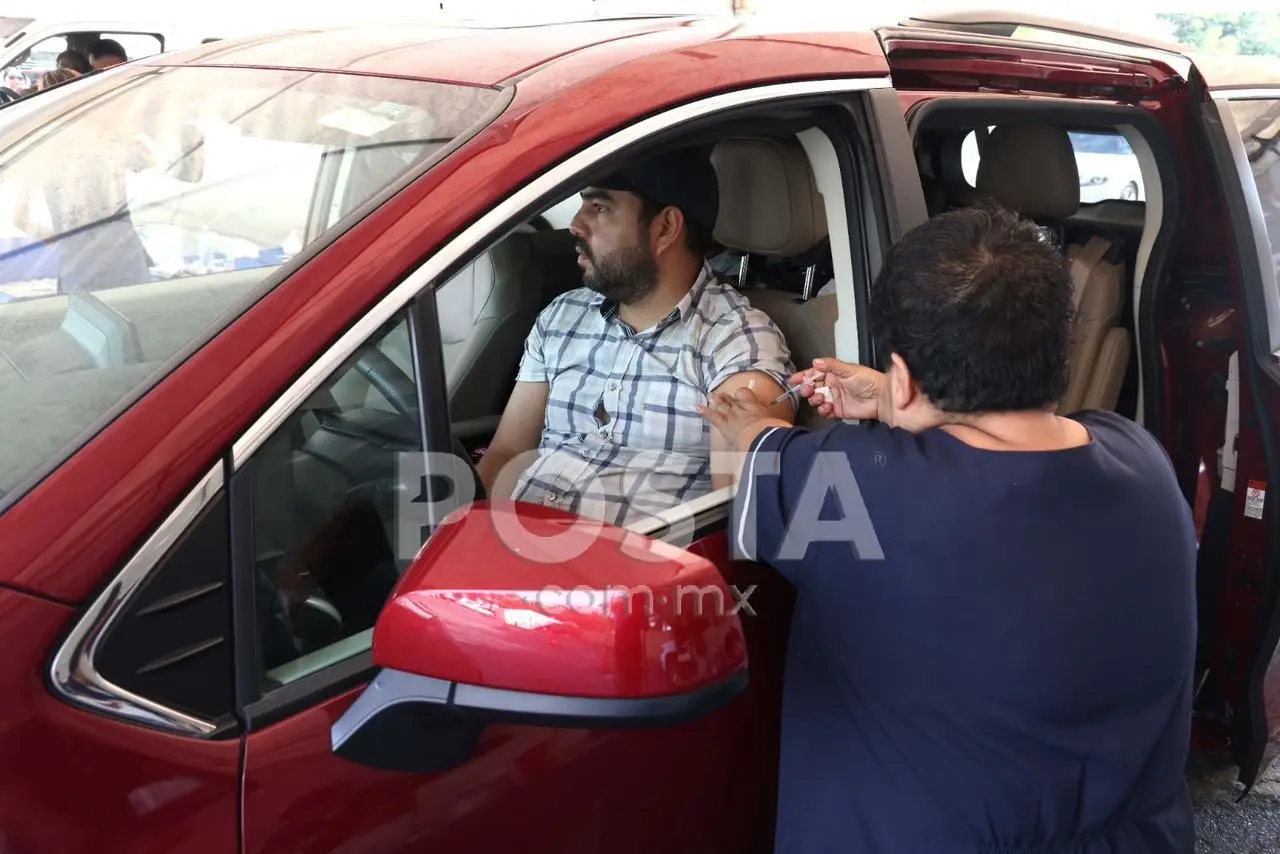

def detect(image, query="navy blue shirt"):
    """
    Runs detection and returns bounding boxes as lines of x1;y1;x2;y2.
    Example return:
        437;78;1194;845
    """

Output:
735;410;1196;854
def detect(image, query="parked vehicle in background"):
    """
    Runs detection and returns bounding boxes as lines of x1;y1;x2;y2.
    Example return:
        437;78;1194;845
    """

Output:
1068;130;1145;201
0;11;1276;853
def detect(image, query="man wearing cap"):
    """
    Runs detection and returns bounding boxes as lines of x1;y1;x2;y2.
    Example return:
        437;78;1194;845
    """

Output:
476;146;797;528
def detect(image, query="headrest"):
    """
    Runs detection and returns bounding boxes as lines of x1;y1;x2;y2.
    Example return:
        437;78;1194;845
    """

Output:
711;138;827;256
437;251;495;345
975;125;1080;219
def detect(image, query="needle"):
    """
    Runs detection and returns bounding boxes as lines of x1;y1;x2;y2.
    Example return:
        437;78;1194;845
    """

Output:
771;374;826;406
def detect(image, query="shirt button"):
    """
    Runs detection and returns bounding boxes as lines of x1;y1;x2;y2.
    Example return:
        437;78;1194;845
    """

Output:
546;492;560;503
608;381;618;391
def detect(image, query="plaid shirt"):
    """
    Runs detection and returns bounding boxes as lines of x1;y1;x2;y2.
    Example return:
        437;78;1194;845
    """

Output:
511;263;796;528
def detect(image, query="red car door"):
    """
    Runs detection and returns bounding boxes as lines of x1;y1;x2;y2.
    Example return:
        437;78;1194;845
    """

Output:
1198;82;1280;788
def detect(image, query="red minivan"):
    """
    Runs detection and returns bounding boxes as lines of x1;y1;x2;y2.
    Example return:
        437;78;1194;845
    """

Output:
0;11;1277;852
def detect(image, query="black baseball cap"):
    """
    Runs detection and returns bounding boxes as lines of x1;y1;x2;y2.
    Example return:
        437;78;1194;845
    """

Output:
595;147;720;232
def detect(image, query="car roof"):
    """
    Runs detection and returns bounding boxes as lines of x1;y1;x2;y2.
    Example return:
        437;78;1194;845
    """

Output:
1189;51;1280;89
137;15;886;88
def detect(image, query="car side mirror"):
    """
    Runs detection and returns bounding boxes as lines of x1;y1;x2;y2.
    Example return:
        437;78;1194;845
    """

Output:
331;501;749;774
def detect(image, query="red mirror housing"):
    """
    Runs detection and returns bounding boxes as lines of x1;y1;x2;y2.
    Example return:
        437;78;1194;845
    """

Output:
332;502;749;772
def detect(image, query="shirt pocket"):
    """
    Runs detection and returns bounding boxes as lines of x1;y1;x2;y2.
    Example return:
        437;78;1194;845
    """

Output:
640;399;708;454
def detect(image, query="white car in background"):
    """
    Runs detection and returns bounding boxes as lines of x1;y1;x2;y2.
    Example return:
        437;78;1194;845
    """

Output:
1069;130;1145;202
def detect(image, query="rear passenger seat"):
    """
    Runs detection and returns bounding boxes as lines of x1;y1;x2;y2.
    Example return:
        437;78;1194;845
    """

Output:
713;126;1133;422
974;125;1131;414
710;137;836;430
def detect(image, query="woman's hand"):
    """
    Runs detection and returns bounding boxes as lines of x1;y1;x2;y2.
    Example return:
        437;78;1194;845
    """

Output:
791;357;883;422
698;385;790;453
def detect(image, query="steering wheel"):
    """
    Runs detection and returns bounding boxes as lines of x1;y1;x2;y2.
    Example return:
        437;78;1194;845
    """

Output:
352;347;418;416
0;87;22;106
350;346;486;501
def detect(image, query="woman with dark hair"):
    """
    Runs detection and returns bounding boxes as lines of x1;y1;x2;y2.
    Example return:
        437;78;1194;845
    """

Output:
700;203;1197;854
36;68;80;91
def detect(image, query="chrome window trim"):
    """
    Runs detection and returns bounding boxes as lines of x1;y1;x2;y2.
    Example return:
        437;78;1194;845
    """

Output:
48;461;225;737
230;75;892;469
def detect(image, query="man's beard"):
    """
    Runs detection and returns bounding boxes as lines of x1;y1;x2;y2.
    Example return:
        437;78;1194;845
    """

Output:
579;241;659;304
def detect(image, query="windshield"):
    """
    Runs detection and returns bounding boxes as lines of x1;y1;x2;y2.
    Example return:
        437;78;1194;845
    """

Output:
0;65;503;499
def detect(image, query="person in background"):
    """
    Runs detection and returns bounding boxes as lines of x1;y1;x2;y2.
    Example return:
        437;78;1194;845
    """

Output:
7;95;157;292
56;50;91;75
36;69;80;92
86;39;127;71
699;203;1197;854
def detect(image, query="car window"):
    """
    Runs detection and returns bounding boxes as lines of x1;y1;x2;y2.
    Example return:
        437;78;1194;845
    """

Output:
960;127;1146;204
245;311;423;692
0;65;502;500
1;36;67;91
100;32;164;61
1224;97;1280;321
539;194;581;230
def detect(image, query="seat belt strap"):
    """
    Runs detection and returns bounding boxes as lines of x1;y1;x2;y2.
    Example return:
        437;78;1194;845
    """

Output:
1069;236;1111;313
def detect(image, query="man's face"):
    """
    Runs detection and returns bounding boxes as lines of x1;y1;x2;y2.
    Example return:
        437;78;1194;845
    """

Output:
569;187;659;305
90;54;123;71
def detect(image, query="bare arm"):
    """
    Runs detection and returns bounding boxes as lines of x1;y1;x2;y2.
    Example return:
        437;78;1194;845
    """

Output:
476;380;550;498
709;371;793;490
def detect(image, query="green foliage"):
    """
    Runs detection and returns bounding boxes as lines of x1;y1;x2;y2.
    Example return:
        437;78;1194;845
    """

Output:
1157;13;1280;56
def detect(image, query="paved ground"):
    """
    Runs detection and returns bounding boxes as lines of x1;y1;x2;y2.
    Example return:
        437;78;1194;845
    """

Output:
1189;754;1280;852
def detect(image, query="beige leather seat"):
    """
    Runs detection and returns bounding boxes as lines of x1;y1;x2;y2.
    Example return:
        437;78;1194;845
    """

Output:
362;227;576;438
975;124;1131;413
433;228;572;437
711;137;835;430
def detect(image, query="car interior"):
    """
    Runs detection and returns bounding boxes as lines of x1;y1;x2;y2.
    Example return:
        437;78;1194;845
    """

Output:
433;111;1165;455
240;98;1186;685
437;132;861;451
246;105;871;684
913;116;1162;421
